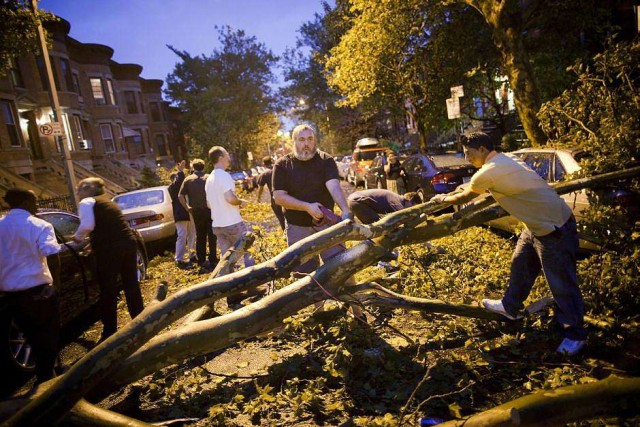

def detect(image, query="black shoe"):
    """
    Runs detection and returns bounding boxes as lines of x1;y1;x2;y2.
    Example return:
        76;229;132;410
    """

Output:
189;255;198;263
177;260;193;269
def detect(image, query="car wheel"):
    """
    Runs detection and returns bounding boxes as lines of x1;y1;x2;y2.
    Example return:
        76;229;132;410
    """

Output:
136;245;147;282
0;318;36;374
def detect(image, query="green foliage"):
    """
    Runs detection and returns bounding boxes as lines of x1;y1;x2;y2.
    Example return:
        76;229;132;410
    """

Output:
539;39;640;173
137;166;160;188
131;197;639;425
165;26;278;168
0;1;56;75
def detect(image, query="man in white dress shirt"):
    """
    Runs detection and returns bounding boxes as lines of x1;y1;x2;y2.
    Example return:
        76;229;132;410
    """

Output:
0;188;61;382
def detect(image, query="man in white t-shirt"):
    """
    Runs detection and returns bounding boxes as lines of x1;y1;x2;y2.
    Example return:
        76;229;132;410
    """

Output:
205;146;257;307
430;132;586;356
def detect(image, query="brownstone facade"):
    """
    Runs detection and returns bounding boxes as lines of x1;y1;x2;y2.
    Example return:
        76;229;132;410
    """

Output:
0;18;186;197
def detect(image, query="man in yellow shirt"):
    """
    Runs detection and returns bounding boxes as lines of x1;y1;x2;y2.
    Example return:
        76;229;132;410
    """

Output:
431;132;586;356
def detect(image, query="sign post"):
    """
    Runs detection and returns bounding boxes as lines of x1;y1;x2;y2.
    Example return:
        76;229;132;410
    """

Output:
448;85;464;151
32;0;78;207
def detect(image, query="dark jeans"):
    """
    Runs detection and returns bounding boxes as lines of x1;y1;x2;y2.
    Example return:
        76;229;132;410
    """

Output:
95;239;144;339
503;216;586;340
349;199;382;225
191;208;218;265
0;284;60;382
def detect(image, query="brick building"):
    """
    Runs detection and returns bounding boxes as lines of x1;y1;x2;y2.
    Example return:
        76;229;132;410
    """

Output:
0;18;186;200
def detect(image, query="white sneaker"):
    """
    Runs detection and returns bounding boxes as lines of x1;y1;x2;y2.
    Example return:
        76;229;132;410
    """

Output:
482;299;523;320
556;338;585;356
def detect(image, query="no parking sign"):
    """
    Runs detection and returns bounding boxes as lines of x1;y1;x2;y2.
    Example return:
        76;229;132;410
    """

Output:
38;122;63;136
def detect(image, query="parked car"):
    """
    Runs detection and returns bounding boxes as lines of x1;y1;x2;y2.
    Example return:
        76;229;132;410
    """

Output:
1;209;148;375
402;153;477;198
348;138;388;186
337;155;352;180
112;186;176;245
453;147;640;249
230;171;256;192
363;154;388;190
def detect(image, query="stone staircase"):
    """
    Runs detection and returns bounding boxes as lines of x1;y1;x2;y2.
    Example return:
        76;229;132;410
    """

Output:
94;158;141;190
45;161;128;198
0;164;59;200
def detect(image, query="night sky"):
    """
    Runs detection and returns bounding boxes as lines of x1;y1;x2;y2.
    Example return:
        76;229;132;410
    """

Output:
39;0;329;84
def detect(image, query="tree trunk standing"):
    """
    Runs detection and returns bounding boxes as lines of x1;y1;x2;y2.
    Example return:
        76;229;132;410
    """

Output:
466;0;548;146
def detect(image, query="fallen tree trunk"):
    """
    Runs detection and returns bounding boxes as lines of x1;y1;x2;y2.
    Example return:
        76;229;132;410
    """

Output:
4;166;639;426
437;375;640;426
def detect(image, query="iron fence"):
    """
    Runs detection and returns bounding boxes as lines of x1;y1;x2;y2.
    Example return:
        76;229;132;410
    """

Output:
38;195;75;212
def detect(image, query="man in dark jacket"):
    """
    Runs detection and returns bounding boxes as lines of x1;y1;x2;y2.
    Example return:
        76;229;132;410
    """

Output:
73;177;144;341
256;156;285;230
347;189;422;224
168;160;196;267
179;159;218;271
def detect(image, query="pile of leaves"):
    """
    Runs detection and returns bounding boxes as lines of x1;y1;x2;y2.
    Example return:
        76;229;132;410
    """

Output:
114;196;639;425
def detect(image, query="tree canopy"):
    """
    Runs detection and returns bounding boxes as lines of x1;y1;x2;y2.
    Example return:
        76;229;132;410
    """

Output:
165;26;278;166
324;0;613;147
0;0;55;75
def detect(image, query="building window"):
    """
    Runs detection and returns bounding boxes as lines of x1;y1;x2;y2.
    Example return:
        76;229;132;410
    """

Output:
1;101;21;147
60;58;74;92
8;58;24;88
36;55;60;91
35;56;49;90
61;113;74;152
124;91;138;114
100;124;115;152
82;119;92;149
72;115;88;149
155;134;168;156
149;102;163;122
71;73;81;94
106;79;116;105
91;78;106;105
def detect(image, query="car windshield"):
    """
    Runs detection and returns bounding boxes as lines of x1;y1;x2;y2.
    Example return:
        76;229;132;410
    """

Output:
357;151;385;161
230;172;246;180
114;190;165;209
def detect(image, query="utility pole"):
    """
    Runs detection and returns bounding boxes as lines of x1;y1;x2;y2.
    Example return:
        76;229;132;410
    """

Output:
32;0;78;207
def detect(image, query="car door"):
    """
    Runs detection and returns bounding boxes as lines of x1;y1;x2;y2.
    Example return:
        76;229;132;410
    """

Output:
37;212;98;325
416;155;438;196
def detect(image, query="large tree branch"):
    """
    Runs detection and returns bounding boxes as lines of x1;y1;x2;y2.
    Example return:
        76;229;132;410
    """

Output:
5;166;640;425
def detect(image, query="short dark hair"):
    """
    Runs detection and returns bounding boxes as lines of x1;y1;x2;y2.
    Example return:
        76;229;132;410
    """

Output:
404;191;422;205
3;188;36;209
462;132;493;151
208;146;228;166
191;158;206;171
263;156;273;167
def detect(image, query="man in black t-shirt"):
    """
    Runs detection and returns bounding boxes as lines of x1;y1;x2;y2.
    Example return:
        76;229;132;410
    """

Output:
273;124;363;320
256;156;285;230
179;159;218;270
347;189;422;224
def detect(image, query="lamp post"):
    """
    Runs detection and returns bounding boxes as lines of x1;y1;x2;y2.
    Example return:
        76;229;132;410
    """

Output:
32;0;78;207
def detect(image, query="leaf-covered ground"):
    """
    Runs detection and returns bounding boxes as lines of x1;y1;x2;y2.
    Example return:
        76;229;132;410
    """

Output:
91;194;639;426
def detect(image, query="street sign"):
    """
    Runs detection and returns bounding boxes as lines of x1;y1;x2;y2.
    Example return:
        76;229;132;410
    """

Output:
446;98;461;119
38;122;63;136
451;85;464;98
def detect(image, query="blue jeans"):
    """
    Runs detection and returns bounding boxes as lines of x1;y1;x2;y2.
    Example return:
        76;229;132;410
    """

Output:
503;216;586;340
